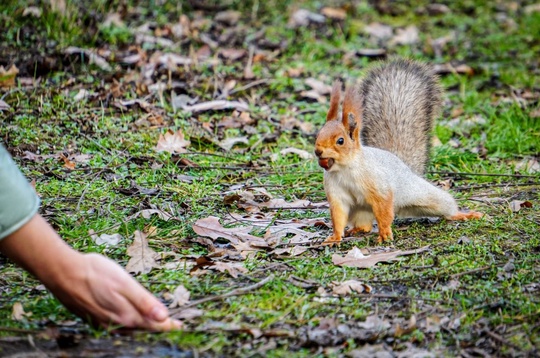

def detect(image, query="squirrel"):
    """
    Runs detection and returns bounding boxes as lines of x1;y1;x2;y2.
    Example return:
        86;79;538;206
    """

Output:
314;59;483;245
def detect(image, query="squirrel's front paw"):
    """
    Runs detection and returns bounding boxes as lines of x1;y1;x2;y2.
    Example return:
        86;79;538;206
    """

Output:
322;234;342;246
376;227;393;244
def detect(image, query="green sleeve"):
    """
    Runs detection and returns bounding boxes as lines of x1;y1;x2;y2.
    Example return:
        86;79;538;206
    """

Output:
0;144;40;240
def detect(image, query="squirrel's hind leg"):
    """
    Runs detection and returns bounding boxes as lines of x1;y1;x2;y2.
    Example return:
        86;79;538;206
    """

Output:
345;211;374;236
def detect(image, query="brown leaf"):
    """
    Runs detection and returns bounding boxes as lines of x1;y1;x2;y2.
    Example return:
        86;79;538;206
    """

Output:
0;65;19;88
364;22;393;40
125;230;160;274
11;302;29;321
215;10;241;26
332;246;430;268
390;25;419;46
192;216;268;247
169;285;190;308
509;200;533;212
288;9;325;28
64;47;112;71
321;7;347;20
218;136;249;151
59;154;75;170
128;208;175;222
212;261;248;278
331;280;372;296
50;0;67;15
89;230;122;246
155;129;190;154
219;48;247;61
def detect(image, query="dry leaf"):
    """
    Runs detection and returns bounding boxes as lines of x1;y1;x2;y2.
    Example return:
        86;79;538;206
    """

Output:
181;100;249;113
0;99;11;110
128;208;175;221
172;308;204;321
23;6;42;17
321;7;347;20
64;47;112;71
169;285;190;308
125;230;160;274
390;25;419;45
289;9;325;28
219;136;249;151
212;261;248;278
89;230;122;246
219;48;247;61
509;200;533;212
50;0;66;15
0;65;19;88
192;216;268;247
155;129;190;154
332;246;430;268
304;78;332;95
279;147;313;160
59;154;75;170
11;302;28;321
364;22;393;40
215;10;241;26
331;280;372;296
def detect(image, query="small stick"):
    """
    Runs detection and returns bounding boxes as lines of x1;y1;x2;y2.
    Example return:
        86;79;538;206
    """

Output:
170;274;274;315
429;171;538;179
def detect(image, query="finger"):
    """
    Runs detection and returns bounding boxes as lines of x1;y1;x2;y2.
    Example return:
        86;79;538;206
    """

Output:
118;273;170;322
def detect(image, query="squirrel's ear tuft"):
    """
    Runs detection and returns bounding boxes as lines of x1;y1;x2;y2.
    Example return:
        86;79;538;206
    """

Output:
326;81;342;122
342;84;362;138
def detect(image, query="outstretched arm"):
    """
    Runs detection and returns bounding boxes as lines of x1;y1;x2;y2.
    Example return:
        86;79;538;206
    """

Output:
0;214;181;330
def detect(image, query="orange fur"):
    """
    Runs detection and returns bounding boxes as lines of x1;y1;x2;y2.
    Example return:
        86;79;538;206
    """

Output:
326;81;342;122
364;181;395;243
345;224;372;236
448;211;483;220
322;198;348;245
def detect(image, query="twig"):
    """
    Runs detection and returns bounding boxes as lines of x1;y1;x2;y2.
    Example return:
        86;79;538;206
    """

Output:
453;182;539;191
450;265;496;279
229;79;270;95
485;330;526;353
429;171;539;179
170;275;274;315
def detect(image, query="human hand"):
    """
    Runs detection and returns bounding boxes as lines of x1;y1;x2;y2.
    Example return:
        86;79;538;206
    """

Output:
0;214;181;331
48;252;183;330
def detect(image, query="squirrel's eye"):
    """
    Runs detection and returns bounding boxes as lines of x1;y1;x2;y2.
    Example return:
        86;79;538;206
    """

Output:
337;137;344;145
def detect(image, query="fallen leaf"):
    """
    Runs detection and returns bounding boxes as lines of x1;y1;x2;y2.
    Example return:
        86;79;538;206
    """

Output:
192;216;268;247
23;6;42;17
215;10;241;25
288;9;325;28
515;157;540;173
212;261;248;278
125;230;160;274
11;302;28;321
524;3;540;14
50;0;67;15
279;147;313;160
219;48;246;61
331;280;372;296
155;129;190;154
426;4;451;15
64;47;112;71
321;7;347;20
89;230;122;246
509;200;533;212
169;285;190;308
181;100;249;113
59;154;75;170
271;246;308;257
171;308;204;320
332;246;430;268
0;65;19;88
304;78;332;95
390;25;419;45
128;208;175;221
364;22;393;40
0;99;11;110
219;136;249;151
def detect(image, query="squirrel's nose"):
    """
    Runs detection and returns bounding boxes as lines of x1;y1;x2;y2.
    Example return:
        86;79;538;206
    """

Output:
314;149;322;157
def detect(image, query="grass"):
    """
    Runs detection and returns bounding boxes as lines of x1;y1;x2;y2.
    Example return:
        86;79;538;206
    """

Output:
0;0;539;356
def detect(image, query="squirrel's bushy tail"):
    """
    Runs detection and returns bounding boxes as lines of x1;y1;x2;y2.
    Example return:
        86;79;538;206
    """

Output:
360;59;442;175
